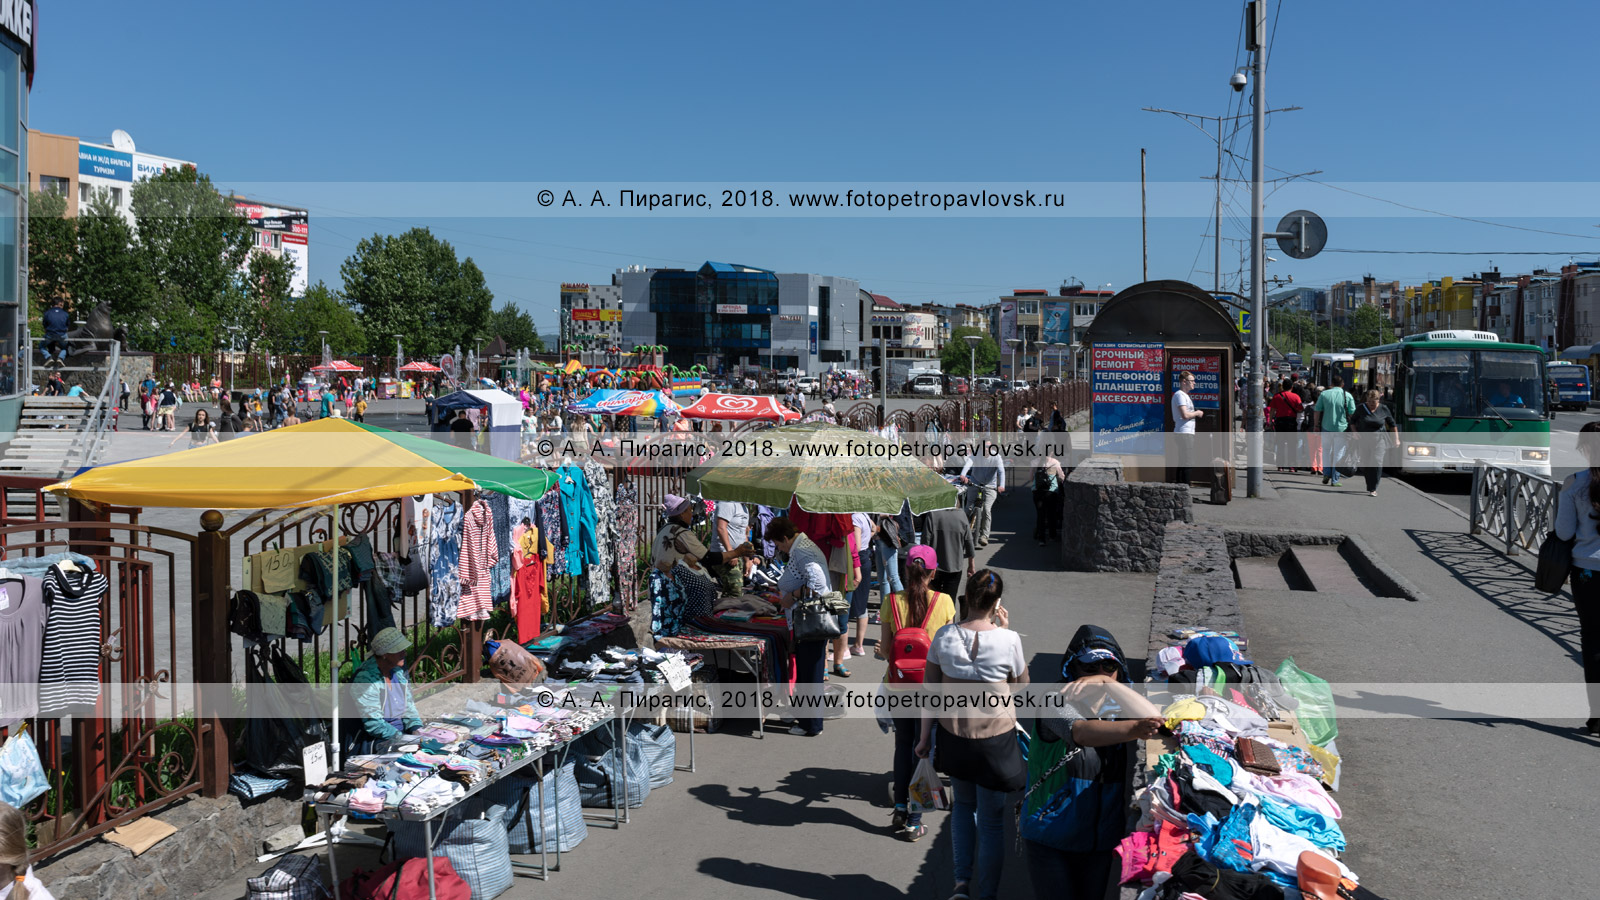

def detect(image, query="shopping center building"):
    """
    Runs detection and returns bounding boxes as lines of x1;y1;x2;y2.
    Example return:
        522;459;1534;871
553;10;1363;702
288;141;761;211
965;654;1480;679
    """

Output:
0;2;34;428
614;261;860;373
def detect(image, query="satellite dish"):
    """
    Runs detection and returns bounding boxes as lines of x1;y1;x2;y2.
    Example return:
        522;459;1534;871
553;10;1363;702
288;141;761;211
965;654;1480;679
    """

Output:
110;129;136;152
1275;209;1327;259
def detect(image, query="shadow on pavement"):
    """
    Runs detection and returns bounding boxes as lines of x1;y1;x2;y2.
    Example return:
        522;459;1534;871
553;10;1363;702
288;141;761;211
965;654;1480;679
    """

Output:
1408;529;1583;664
697;859;911;900
689;768;890;835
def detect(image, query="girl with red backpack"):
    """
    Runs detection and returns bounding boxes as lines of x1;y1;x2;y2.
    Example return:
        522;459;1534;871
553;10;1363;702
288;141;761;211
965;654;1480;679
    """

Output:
883;544;956;841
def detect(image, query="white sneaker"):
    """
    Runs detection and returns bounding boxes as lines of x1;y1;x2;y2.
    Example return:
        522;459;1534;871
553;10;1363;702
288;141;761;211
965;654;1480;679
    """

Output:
788;724;812;736
839;647;852;661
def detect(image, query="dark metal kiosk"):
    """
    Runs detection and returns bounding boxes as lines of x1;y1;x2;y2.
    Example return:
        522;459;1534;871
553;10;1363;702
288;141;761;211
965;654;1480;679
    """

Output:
1082;280;1245;487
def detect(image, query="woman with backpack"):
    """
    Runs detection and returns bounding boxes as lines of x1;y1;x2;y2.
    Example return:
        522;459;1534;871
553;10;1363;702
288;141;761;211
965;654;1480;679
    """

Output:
916;570;1027;900
1020;625;1161;900
882;544;956;841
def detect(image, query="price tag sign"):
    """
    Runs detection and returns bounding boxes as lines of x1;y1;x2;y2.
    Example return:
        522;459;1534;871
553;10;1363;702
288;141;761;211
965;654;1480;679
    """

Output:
657;656;692;692
302;741;329;786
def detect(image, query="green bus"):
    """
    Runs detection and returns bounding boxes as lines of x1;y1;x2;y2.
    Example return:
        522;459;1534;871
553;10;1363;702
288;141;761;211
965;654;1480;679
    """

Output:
1352;330;1551;476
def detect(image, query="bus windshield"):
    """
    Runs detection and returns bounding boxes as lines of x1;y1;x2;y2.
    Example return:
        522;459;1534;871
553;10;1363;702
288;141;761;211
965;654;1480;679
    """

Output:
1408;348;1545;419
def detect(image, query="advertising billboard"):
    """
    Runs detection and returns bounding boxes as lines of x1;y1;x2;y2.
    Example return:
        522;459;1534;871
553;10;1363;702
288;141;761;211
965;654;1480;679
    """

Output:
1000;301;1017;342
809;321;819;355
1168;353;1221;410
715;304;748;315
79;145;132;182
902;312;934;350
1042;300;1071;345
572;309;622;322
1091;342;1166;454
281;235;309;297
133;154;187;181
235;201;308;232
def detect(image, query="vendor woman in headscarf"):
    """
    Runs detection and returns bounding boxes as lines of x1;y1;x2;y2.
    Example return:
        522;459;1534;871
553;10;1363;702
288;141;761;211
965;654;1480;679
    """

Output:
346;627;422;754
653;494;754;574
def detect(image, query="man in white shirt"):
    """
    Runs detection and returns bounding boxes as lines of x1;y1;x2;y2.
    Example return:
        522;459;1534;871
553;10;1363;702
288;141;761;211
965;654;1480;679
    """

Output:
958;441;1007;547
1171;371;1203;485
709;499;752;595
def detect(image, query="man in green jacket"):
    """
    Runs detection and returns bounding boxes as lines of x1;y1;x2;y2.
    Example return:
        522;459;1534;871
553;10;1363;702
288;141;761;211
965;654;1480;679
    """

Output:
1313;374;1357;488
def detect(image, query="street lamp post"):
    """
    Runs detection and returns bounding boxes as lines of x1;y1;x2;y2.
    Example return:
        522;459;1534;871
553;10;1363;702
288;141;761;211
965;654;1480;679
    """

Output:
963;333;981;390
1005;338;1020;387
226;325;242;395
1052;342;1067;379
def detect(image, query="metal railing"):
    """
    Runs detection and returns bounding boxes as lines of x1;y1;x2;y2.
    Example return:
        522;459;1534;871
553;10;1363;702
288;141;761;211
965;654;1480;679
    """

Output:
67;338;122;472
1470;463;1558;556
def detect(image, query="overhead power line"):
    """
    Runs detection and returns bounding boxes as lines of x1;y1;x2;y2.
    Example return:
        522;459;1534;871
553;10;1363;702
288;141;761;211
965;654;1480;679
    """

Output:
1327;248;1600;256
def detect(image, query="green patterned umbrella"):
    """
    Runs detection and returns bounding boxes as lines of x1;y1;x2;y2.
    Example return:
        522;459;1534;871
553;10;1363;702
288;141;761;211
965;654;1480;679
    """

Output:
684;422;959;515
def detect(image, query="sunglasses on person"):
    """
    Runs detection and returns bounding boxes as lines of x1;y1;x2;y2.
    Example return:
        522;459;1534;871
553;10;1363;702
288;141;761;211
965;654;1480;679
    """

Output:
1075;660;1120;676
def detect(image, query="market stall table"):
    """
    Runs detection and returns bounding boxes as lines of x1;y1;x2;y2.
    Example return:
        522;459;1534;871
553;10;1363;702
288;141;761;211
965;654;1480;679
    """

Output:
311;703;614;900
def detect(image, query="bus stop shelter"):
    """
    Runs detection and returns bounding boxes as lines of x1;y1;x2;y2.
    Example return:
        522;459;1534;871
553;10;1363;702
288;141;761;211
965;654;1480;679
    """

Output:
1082;280;1246;485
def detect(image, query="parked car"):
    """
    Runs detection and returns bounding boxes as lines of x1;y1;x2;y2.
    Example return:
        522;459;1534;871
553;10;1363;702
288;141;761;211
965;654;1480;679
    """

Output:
910;374;944;396
795;375;820;394
1008;380;1028;391
974;377;1002;393
947;375;969;395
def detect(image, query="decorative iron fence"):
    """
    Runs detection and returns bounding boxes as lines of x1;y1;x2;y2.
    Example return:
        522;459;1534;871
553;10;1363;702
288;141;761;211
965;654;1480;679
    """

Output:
1470;463;1558;556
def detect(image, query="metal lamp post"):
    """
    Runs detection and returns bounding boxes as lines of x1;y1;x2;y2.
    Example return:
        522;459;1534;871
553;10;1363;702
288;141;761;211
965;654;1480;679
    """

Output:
963;333;981;384
1005;338;1021;387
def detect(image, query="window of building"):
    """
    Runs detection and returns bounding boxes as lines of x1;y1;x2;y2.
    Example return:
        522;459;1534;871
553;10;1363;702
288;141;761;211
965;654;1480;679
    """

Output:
79;182;92;206
109;187;123;207
39;175;68;197
818;285;831;341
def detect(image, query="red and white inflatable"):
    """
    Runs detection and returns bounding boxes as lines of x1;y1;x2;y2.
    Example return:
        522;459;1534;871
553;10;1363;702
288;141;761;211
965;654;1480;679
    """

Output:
677;393;801;423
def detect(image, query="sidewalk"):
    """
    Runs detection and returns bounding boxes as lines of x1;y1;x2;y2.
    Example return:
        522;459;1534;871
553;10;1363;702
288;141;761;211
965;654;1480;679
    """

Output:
198;476;1600;900
1193;469;1600;900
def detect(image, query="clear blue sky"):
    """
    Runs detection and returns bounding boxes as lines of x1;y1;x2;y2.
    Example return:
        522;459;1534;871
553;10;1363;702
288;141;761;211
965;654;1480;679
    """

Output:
30;0;1600;333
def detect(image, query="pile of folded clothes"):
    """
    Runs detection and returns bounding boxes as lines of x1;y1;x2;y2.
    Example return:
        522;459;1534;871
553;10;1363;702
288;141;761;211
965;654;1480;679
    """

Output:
307;687;616;817
1119;632;1362;900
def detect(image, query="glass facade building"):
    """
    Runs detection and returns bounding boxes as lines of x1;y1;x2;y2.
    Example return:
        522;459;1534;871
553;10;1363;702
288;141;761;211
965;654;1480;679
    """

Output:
0;9;31;409
649;262;779;368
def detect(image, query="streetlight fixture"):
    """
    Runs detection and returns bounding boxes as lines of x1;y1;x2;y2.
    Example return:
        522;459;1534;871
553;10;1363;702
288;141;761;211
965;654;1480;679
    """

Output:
1005;338;1021;387
1052;342;1068;380
226;325;242;395
963;333;981;384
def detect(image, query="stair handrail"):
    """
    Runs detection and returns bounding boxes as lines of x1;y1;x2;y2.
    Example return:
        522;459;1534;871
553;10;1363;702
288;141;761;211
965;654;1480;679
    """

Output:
57;337;121;476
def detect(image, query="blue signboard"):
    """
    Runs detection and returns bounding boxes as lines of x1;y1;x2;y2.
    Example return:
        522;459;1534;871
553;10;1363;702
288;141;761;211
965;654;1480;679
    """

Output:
79;145;132;182
1091;341;1166;454
809;321;818;355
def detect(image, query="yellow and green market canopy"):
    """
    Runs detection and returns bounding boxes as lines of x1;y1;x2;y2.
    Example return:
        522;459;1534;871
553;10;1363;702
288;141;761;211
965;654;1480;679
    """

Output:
47;418;556;509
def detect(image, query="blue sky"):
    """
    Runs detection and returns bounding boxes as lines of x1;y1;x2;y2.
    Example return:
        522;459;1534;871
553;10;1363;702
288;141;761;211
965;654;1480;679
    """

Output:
31;0;1600;332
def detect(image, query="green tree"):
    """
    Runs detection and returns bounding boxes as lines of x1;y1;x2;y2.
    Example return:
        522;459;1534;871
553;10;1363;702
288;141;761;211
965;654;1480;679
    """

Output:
74;191;157;347
941;326;1000;376
485;302;543;354
1347;305;1391;349
339;228;493;356
27;190;75;335
130;165;253;348
261;281;363;356
242;250;296;349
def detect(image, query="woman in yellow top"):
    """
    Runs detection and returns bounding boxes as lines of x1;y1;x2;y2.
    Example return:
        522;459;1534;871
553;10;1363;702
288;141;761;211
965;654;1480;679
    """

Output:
883;544;956;842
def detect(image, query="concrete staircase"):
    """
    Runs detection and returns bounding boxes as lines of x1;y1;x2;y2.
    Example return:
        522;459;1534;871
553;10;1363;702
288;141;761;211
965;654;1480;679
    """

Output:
0;396;94;477
1287;544;1378;597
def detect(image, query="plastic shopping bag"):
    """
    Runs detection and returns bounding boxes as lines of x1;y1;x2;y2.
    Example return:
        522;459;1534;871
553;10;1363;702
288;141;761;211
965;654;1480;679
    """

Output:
0;728;50;808
907;756;948;814
1276;657;1338;747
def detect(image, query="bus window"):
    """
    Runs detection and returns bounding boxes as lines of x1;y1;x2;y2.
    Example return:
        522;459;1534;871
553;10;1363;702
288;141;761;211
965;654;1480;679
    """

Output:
1477;350;1545;418
1408;349;1472;417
